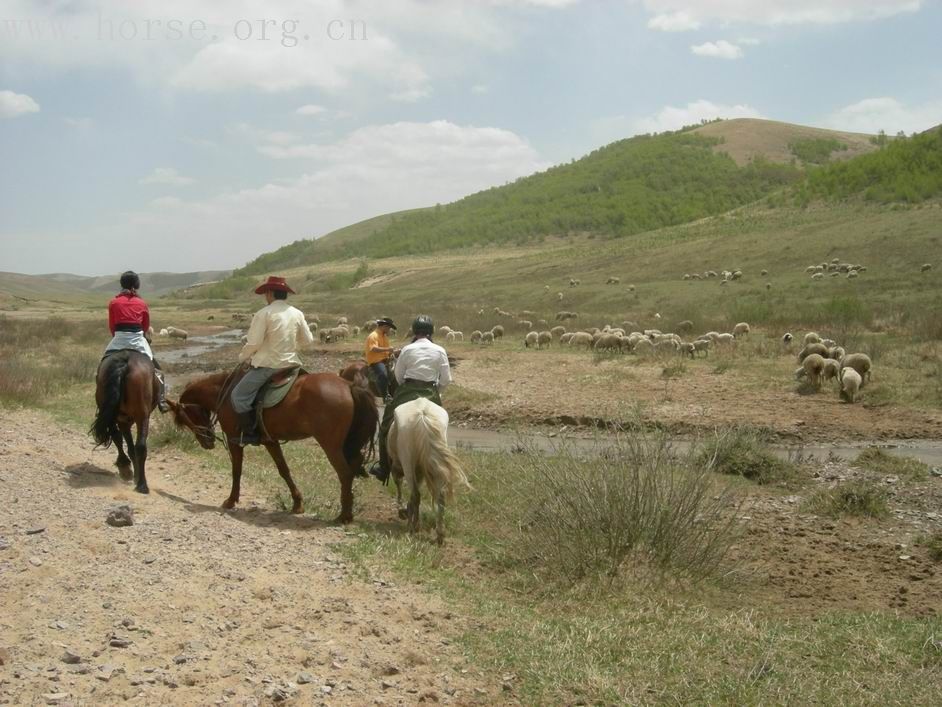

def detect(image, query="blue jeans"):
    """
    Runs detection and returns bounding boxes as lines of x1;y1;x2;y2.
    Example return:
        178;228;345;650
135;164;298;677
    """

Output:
231;366;276;413
370;361;389;397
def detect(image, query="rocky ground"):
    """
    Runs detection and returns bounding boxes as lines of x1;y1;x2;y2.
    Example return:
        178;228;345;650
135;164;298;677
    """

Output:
0;410;498;706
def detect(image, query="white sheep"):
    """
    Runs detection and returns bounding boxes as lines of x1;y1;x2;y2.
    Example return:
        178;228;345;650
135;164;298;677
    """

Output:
537;331;552;348
841;353;872;386
840;367;863;403
798;353;826;389
560;332;574;345
821;358;841;384
524;331;538;348
166;326;188;341
803;332;822;346
481;331;494;345
550;325;566;341
470;330;483;344
921;263;932;273
568;332;593;349
732;322;750;337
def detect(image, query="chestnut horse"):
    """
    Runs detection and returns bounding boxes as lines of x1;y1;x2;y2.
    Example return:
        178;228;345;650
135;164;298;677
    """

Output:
167;370;377;522
338;353;398;398
90;351;157;494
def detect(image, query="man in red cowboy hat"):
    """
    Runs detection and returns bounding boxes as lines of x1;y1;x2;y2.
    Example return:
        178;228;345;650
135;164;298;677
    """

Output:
230;276;314;445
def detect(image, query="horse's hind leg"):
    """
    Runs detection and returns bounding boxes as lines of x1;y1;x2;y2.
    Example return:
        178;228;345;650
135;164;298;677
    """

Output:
114;425;133;481
264;442;303;514
324;447;354;524
133;417;150;494
434;488;446;546
407;482;421;534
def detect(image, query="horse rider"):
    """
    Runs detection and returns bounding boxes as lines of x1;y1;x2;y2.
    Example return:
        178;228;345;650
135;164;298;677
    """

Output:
364;317;398;401
231;276;314;446
103;270;168;412
370;314;452;483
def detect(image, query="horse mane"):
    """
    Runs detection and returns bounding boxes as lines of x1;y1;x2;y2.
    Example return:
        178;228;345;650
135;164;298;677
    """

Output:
179;371;229;404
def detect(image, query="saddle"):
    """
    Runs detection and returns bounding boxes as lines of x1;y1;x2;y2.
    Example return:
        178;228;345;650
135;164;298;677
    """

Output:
255;365;305;409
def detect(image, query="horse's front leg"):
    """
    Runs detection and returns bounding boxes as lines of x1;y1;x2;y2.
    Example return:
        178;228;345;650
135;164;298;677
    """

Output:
114;426;133;481
264;442;303;514
434;489;446;546
222;443;244;509
392;466;408;519
133;417;150;494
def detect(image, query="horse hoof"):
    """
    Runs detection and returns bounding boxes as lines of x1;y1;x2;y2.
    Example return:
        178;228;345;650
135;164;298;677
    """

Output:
291;504;304;515
117;467;133;481
135;485;149;495
221;499;237;510
331;514;353;525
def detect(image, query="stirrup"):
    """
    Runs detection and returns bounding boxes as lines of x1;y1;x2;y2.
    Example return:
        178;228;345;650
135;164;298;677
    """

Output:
368;462;390;485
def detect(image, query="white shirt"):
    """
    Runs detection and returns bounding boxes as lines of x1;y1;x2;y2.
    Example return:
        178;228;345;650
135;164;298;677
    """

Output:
395;337;452;389
238;300;314;369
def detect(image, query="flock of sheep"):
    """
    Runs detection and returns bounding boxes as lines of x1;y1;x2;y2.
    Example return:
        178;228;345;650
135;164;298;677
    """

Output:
789;332;871;403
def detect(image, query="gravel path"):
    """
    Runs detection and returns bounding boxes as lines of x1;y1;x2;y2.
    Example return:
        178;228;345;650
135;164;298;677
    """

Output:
0;409;495;705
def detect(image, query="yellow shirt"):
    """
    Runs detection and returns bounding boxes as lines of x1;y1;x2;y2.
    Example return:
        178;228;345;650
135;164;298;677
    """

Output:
365;330;390;365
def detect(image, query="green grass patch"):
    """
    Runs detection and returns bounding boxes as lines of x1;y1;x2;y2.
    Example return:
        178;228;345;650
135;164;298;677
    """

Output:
803;481;890;518
916;531;942;562
699;428;798;485
855;447;930;480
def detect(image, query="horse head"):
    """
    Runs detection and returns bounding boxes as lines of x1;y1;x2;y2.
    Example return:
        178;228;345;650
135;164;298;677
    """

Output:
166;398;216;450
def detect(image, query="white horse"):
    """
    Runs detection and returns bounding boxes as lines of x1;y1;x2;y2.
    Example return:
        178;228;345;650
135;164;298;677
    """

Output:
388;398;470;545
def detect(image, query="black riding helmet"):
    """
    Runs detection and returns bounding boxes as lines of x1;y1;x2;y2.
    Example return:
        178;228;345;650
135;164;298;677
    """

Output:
412;314;434;337
120;270;141;291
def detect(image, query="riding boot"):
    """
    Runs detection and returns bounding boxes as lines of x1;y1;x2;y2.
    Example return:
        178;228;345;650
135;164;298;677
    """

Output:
155;369;169;413
369;436;391;484
237;410;261;446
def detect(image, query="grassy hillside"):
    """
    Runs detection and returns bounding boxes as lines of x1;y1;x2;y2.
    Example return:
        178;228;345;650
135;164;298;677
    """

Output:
233;208;426;277
692;118;876;166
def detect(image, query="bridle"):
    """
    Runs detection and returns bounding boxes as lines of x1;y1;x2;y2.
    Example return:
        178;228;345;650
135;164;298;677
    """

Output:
177;365;244;448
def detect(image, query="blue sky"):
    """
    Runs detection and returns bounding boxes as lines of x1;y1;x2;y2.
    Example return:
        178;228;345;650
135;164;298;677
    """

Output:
1;0;940;276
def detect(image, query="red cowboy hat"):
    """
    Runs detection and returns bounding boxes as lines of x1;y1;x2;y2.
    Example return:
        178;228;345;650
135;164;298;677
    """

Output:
254;276;296;295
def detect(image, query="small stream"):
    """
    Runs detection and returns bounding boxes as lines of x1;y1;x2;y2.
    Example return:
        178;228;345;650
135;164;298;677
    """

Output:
158;329;942;468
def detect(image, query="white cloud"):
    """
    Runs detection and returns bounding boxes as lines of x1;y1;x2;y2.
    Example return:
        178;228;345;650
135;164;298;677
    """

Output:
592;99;763;142
0;89;40;118
139;167;195;187
647;11;701;31
642;1;921;27
690;40;743;59
822;97;942;135
40;121;549;272
471;84;489;95
296;104;327;116
738;37;761;45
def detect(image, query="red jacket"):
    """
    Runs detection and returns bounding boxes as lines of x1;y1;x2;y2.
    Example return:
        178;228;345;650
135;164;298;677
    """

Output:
108;291;150;335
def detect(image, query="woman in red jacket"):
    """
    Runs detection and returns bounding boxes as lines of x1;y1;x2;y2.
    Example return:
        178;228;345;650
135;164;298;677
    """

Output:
103;271;168;412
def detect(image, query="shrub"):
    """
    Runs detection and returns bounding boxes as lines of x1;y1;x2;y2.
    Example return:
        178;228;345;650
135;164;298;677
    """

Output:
698;428;796;485
491;430;741;584
803;481;889;518
917;531;942;562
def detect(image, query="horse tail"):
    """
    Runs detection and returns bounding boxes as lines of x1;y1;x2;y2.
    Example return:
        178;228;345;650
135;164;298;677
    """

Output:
410;404;471;500
90;354;129;448
342;377;379;470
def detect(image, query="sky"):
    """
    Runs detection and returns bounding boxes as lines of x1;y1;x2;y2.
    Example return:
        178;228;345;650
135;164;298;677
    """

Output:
1;0;940;276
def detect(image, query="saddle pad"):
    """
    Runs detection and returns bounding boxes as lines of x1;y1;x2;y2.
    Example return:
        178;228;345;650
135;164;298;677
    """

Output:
260;367;303;409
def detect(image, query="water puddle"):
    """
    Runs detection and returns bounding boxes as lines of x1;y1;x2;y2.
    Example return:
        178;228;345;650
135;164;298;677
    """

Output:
158;329;243;364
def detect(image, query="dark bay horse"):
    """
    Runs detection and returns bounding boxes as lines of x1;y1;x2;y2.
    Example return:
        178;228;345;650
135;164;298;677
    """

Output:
339;354;398;398
167;370;377;522
90;351;157;494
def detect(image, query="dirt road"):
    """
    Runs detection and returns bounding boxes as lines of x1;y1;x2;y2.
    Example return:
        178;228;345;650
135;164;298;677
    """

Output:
0;409;495;706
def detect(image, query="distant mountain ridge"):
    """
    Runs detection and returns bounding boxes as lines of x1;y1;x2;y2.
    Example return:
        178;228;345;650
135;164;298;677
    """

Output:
0;269;231;304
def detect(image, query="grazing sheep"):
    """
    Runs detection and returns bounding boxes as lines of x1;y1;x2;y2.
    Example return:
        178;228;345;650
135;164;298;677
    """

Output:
328;326;348;342
363;319;377;332
470;330;483;344
232;313;249;322
439;326;452;336
633;338;655;356
841;353;872;386
537;331;552;348
692;339;711;357
921;263;933;273
606;276;620;284
760;269;769;276
481;331;494;345
821;358;841;384
847;271;859;279
318;329;330;343
827;346;845;362
158;328;169;336
715;333;735;346
555;310;577;321
675;320;694;334
798;353;827;389
731;270;743;280
732;322;751;337
805;265;816;273
524;331;539;348
627;285;635;292
803;332;822;346
681;342;696;359
337;317;348;326
307;320;319;332
811;272;824;280
446;331;458;343
840;367;863;403
683;274;691;281
557;292;564;301
352;326;361;336
518;320;533;330
550;325;566;340
166;326;188;342
569;332;593;349
594;333;621;352
560;332;574;345
452;331;464;342
491;325;504;340
798;343;829;362
569;278;578;287
781;332;794;348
